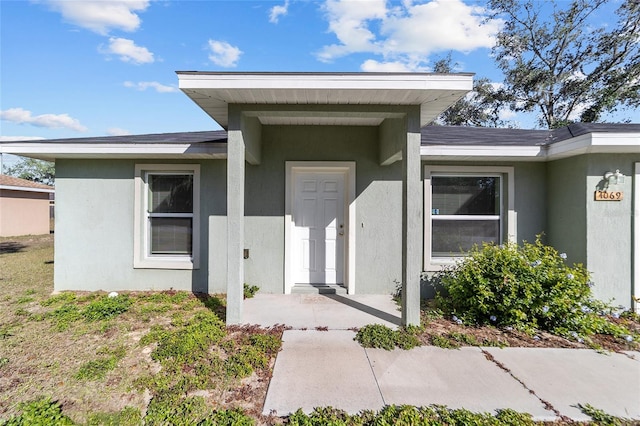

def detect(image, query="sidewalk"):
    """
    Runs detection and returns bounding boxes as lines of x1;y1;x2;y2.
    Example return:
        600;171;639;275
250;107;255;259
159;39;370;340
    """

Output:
263;330;640;421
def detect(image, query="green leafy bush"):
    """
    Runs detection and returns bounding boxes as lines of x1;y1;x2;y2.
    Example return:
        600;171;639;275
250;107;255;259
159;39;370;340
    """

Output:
435;238;635;343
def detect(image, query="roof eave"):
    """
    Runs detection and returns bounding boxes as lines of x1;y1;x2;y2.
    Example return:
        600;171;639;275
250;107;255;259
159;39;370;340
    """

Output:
177;72;474;129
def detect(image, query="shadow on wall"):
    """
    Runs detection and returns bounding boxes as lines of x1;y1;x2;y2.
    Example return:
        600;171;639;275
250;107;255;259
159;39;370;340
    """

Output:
420;273;445;300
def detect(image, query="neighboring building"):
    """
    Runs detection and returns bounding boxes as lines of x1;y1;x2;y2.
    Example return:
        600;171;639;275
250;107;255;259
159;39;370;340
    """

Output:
0;174;54;237
1;72;638;324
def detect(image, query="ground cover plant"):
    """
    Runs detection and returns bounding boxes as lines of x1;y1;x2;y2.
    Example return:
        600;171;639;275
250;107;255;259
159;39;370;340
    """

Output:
2;234;638;425
0;234;282;424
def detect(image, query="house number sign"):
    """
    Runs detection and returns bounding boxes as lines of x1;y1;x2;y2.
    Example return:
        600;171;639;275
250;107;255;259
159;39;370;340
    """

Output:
594;190;624;201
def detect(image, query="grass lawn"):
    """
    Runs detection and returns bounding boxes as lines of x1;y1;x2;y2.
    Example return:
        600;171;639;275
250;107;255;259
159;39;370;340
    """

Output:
0;234;283;425
1;234;637;425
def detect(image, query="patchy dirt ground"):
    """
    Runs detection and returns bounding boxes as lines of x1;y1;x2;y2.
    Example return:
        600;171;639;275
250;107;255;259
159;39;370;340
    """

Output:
1;234;638;425
416;315;639;352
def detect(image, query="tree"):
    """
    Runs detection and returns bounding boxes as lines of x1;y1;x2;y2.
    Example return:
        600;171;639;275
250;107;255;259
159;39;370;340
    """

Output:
433;55;512;127
5;157;55;186
488;0;640;129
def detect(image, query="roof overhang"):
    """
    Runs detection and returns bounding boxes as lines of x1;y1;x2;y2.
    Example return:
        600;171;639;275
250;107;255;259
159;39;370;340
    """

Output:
177;72;474;129
0;184;54;193
0;142;227;162
420;131;640;161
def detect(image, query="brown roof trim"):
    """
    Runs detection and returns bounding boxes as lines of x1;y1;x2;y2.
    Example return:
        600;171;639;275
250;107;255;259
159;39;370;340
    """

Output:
0;174;54;191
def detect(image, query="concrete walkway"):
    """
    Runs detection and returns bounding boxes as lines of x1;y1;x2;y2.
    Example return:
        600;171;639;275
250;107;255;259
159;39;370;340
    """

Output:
243;294;401;329
263;331;640;421
244;295;639;421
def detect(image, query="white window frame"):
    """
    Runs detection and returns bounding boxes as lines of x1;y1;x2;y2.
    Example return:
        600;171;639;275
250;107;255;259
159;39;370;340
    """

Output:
134;164;200;269
424;165;515;271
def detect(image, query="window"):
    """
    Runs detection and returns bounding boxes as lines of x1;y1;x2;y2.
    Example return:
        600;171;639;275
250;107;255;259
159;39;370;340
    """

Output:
134;164;200;269
424;166;514;269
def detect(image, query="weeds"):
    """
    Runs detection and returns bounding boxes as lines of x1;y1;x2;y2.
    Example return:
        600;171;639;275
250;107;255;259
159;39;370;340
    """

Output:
2;397;75;425
75;346;126;381
354;324;421;350
286;404;537;425
243;283;259;299
87;407;142;426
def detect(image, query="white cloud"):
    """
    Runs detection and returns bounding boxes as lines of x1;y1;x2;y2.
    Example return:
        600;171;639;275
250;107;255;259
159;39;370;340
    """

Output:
102;37;154;64
318;0;502;70
207;40;243;68
106;127;131;136
269;0;290;23
0;136;46;141
123;81;178;93
43;0;150;35
0;108;87;132
318;0;387;62
361;55;431;72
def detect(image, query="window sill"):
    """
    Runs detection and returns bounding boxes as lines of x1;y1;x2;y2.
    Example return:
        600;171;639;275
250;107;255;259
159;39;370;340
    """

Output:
134;257;198;270
424;258;463;271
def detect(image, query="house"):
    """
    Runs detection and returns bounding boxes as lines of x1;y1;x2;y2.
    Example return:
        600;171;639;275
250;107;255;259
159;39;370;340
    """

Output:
1;72;638;325
0;174;54;237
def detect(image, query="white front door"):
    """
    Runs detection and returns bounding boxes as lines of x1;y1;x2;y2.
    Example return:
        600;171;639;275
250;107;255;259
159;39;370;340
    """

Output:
292;171;345;285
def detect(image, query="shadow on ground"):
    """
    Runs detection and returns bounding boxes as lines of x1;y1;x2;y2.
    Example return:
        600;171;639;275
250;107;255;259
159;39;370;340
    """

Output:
0;242;27;254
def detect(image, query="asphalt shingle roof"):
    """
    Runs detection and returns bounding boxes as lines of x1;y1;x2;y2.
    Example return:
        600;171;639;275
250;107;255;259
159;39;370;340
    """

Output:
0;174;54;191
1;124;637;148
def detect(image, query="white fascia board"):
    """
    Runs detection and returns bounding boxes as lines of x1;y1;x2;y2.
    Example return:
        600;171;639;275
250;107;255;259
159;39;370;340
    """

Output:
547;132;640;159
0;143;227;160
178;72;473;91
0;185;54;193
421;145;546;160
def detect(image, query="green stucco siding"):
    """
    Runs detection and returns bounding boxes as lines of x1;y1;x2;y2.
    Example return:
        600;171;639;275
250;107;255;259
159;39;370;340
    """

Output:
585;154;639;308
54;158;227;293
244;125;404;295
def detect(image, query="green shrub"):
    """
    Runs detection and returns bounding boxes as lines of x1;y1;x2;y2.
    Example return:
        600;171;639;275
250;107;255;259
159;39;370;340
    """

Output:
435;238;636;342
3;397;75;425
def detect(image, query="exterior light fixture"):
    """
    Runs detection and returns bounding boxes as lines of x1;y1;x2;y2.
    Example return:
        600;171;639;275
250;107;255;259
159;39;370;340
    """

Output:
604;169;625;187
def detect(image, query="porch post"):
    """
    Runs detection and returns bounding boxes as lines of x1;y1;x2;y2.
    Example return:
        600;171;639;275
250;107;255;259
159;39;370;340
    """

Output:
401;108;422;326
226;113;245;325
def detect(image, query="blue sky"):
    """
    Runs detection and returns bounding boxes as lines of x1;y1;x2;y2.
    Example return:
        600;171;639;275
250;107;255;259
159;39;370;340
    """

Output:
0;0;632;168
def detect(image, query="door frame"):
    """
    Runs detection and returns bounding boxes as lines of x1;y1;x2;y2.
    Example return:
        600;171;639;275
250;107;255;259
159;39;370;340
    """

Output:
285;161;356;294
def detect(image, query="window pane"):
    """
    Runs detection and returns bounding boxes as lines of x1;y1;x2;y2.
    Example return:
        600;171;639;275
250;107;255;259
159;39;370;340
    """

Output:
149;174;193;213
432;219;499;256
432;176;499;215
150;218;192;255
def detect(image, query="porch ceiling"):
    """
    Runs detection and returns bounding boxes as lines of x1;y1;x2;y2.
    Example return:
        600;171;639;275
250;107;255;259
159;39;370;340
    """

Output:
177;72;473;129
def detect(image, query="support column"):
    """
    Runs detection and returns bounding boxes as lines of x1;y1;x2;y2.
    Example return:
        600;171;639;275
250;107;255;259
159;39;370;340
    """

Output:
226;125;245;324
401;109;422;326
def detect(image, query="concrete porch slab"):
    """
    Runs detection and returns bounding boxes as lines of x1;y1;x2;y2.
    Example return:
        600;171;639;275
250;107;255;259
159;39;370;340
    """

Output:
484;348;640;421
367;346;555;420
242;294;401;329
262;330;384;416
